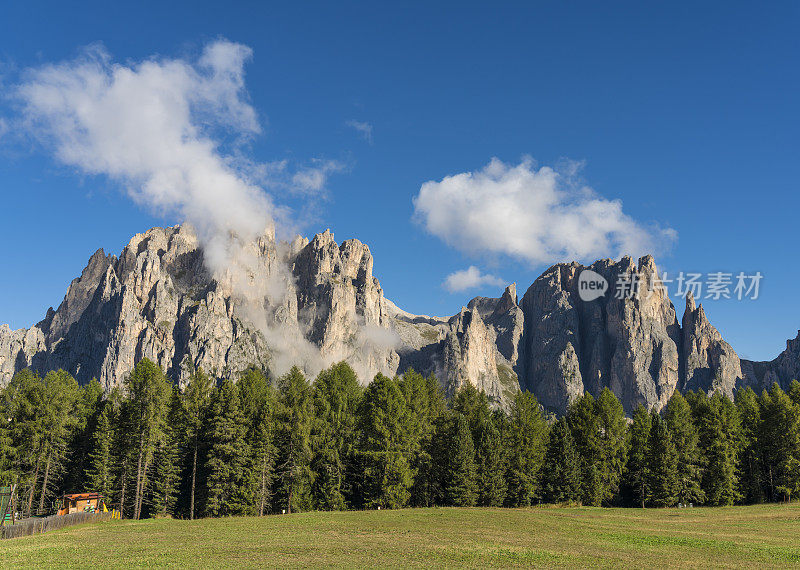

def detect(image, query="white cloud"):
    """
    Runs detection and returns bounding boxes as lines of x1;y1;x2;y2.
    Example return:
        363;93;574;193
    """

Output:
12;40;347;376
414;157;676;266
345;120;373;144
14;40;272;273
443;266;506;293
13;40;344;273
291;158;345;195
0;118;7;140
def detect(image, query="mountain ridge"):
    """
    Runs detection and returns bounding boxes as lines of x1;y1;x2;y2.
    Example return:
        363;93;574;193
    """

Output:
0;224;794;414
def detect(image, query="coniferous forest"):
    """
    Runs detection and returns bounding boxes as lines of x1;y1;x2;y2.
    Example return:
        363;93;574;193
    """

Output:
3;359;800;520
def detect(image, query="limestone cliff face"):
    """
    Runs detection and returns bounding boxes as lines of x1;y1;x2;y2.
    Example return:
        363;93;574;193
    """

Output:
0;225;519;406
0;225;753;413
741;331;800;392
520;256;682;415
681;291;743;399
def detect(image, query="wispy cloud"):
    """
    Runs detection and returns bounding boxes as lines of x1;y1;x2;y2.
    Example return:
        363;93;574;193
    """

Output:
414;157;676;266
346;120;373;144
443;266;506;293
12;40;345;268
291;158;346;195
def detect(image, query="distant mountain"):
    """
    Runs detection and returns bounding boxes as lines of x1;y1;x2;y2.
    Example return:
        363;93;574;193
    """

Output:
0;225;790;414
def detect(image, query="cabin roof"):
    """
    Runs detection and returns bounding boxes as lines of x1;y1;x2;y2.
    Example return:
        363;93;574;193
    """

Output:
63;492;104;500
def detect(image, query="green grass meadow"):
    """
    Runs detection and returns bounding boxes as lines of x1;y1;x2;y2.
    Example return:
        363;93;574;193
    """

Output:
2;503;800;568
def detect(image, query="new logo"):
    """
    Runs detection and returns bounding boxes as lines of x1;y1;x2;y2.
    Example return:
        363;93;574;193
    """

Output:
578;270;608;302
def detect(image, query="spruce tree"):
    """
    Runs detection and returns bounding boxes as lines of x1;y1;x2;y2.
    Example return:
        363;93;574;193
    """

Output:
35;370;81;515
505;391;548;506
568;392;602;506
624;405;651;508
759;383;800;502
0;413;16;487
62;379;104;494
85;402;116;500
237;368;270;425
204;378;251;517
275;367;315;513
647;412;678;507
693;392;742;505
249;395;278;516
150;386;186;517
735;387;763;503
124;359;171;519
182;368;214;520
595;388;628;506
664;393;704;505
541;417;581;504
311;362;362;510
356;374;414;509
474;415;507;507
444;414;478;506
400;370;446;508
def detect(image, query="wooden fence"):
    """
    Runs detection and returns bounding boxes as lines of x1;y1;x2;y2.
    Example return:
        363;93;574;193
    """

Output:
1;511;114;539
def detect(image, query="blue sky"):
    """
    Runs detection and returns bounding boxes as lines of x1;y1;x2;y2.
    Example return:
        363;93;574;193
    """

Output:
0;1;797;361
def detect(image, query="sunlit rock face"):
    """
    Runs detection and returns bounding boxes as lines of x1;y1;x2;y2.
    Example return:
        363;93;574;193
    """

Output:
0;226;751;413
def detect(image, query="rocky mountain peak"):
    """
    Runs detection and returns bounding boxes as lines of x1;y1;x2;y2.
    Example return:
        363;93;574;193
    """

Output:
0;224;766;414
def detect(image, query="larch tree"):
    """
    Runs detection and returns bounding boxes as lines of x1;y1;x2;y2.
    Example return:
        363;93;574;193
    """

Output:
443;414;478;507
647;411;678;507
624;405;651;508
356;374;414;509
124;359;171;520
204;378;251;517
275;366;315;513
505;391;548;506
540;417;581;504
182;367;214;520
311;362;362;511
664;392;704;506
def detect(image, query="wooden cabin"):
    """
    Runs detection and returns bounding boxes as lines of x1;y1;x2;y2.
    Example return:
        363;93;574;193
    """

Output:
57;492;105;516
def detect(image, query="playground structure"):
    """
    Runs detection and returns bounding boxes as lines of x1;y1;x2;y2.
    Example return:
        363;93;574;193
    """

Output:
0;486;15;526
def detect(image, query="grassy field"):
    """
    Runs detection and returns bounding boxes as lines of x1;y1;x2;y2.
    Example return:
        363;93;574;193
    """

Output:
2;503;800;568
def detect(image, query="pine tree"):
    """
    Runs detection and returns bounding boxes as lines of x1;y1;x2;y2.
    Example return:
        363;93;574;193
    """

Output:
624;405;651;508
150;386;186;517
0;414;16;487
692;392;742;505
249;396;278;516
356;374;414;509
7;369;47;517
204;378;251;517
400;370;446;508
85;402;116;499
664;392;704;505
474;415;507;507
62;379;104;494
311;362;362;510
182;368;214;520
541;417;581;504
735;387;763;503
568;392;603;506
647;412;678;507
759;383;800;502
595;388;628;506
125;359;171;519
237;368;271;425
275;367;314;513
451;384;491;436
35;370;81;515
444;414;478;506
505;391;548;506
